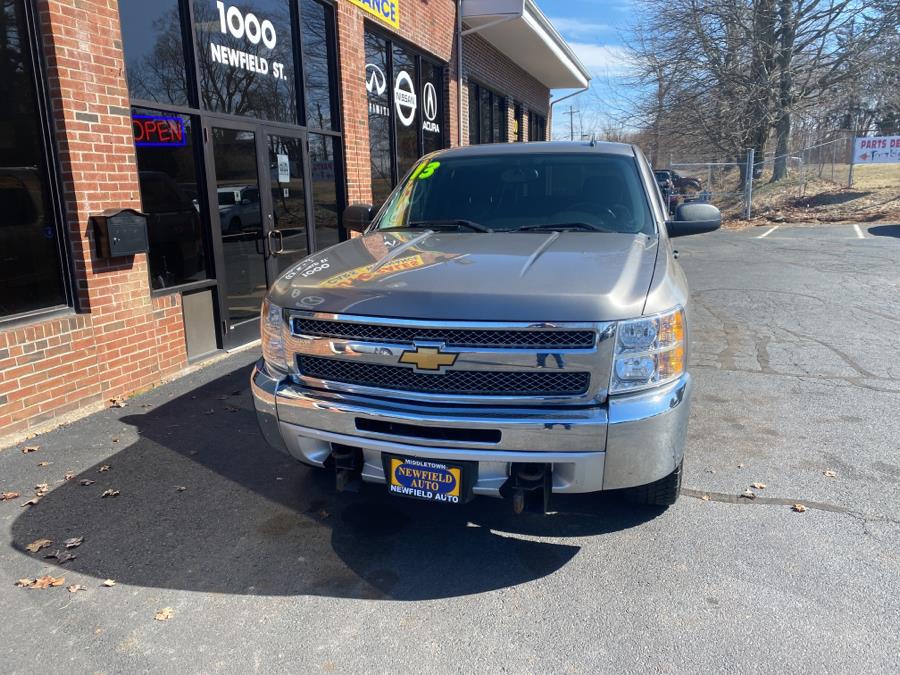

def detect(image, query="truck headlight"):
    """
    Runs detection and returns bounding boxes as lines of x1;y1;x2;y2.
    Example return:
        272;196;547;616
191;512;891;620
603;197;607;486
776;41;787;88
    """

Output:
610;307;685;394
260;298;289;373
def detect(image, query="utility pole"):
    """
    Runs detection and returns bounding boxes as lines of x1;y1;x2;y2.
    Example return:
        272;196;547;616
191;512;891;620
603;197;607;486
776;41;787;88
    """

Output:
568;105;579;142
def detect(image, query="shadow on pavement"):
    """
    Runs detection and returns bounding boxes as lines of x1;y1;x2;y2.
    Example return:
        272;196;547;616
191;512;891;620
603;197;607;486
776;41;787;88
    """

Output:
10;364;661;600
867;224;900;238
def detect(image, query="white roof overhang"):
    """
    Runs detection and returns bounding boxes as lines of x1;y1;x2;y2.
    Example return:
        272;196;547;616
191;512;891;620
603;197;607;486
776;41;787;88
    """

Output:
461;0;591;90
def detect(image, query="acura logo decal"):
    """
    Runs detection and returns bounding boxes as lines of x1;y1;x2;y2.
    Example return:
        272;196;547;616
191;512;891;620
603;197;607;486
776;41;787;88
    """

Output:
365;63;386;96
423;82;437;122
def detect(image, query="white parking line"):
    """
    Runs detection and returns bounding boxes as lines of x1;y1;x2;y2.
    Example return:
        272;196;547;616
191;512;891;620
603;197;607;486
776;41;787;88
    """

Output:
755;226;779;239
853;224;866;239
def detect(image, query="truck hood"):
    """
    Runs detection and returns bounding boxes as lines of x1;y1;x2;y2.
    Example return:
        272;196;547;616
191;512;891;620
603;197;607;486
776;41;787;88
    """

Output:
269;230;658;322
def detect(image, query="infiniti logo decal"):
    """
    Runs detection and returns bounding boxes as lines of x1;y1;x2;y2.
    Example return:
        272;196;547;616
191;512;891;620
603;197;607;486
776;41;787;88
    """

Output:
365;63;386;96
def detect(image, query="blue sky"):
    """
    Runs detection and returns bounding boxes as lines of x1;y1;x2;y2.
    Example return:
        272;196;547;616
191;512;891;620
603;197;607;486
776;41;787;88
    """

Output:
537;0;636;139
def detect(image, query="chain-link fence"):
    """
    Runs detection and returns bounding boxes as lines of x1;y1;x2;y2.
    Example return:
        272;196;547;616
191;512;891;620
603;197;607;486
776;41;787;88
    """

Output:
666;134;900;219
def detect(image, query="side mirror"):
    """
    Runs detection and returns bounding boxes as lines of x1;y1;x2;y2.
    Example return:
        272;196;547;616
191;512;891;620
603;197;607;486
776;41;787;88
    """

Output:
343;203;375;233
666;202;721;237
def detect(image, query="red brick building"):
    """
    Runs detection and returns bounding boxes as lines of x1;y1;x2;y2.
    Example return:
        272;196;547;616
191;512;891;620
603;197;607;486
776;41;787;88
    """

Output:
0;0;589;438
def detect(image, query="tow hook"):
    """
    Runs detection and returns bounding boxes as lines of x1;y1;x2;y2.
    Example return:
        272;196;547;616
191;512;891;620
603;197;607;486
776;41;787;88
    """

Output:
508;463;552;515
331;444;363;493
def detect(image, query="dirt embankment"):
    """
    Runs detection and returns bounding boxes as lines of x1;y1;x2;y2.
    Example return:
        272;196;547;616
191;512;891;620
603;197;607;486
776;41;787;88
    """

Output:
719;164;900;228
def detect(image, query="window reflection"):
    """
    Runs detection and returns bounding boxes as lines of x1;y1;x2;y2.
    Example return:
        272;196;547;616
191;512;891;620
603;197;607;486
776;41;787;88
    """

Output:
365;32;392;205
299;0;336;129
193;0;298;123
119;0;190;105
309;133;341;250
1;0;67;317
133;109;208;289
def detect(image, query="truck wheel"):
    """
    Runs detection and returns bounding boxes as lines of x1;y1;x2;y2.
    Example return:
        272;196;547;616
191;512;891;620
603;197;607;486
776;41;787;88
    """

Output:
625;460;683;506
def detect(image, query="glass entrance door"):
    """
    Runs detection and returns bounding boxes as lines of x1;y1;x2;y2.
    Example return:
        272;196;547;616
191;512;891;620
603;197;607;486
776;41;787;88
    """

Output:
208;123;312;348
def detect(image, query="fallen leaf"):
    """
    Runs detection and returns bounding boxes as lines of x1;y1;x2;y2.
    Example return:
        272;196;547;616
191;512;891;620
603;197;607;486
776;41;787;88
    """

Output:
175;486;187;492
34;483;49;496
64;473;76;481
44;549;77;564
109;398;127;408
154;607;175;621
20;496;41;507
101;489;120;498
740;489;757;500
37;461;51;467
102;579;116;587
31;575;65;589
15;578;34;587
22;445;40;454
64;536;84;549
111;437;119;443
98;465;110;473
792;503;808;513
1;492;20;501
750;482;767;490
26;538;53;553
823;469;837;478
79;479;96;486
67;584;86;593
701;494;710;501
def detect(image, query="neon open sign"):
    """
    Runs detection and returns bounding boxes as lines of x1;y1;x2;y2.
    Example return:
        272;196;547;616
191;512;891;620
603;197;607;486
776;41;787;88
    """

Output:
132;115;187;147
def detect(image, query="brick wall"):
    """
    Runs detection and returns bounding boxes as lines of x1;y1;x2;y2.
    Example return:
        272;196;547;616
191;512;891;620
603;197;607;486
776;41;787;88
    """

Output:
461;33;551;144
0;0;188;438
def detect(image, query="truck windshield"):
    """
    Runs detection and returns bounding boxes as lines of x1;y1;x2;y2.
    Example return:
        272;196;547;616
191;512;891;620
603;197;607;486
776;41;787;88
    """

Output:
374;153;655;235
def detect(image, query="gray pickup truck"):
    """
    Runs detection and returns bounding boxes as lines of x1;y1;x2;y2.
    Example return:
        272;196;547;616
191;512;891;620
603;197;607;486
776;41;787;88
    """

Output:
251;141;720;513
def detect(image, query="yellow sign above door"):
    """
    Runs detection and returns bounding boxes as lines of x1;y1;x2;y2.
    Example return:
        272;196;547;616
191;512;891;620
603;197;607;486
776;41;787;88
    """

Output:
347;0;400;28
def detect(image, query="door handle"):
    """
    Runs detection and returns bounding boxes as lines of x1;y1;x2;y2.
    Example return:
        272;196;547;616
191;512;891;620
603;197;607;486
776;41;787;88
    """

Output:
267;229;285;255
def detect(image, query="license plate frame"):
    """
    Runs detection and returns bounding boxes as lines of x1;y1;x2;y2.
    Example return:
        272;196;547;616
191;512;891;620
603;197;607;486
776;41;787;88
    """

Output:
383;455;477;505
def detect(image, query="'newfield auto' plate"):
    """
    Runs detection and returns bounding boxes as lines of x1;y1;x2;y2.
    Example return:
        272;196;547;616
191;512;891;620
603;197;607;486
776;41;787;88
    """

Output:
387;456;463;504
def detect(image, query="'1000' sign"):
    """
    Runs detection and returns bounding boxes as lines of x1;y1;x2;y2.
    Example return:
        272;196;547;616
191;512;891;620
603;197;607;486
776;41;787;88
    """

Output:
209;1;288;81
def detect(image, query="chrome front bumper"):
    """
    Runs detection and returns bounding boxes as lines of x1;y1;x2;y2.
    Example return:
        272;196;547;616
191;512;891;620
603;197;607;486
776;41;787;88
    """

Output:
251;359;692;496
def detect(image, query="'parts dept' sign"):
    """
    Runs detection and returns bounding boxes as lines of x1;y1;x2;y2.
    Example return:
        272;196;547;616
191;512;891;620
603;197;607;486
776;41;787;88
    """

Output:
853;136;900;164
348;0;399;29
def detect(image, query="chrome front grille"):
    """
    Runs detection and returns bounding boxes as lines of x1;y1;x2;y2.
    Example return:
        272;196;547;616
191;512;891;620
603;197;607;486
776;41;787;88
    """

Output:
286;312;615;404
294;318;595;350
298;356;591;396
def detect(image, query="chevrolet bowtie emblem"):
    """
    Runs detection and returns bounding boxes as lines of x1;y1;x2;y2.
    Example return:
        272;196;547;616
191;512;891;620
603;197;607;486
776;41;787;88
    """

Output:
399;346;458;372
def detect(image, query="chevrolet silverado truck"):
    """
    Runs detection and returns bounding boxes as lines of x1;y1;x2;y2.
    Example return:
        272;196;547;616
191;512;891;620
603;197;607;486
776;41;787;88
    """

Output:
251;141;721;513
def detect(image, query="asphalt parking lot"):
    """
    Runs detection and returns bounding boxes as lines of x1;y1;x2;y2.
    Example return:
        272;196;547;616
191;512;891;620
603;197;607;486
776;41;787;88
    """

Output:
2;223;899;672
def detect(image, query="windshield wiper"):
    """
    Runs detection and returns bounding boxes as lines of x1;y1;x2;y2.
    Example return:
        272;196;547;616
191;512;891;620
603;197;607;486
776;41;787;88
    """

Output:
405;219;493;233
513;222;614;233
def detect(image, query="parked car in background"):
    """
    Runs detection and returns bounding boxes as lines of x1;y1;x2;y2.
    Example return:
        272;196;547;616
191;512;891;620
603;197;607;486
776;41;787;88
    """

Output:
217;186;262;234
251;141;723;514
653;169;678;214
654;169;703;197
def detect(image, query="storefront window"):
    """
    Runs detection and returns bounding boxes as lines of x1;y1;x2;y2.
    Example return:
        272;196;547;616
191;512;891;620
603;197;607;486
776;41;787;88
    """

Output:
365;32;393;205
420;60;443;155
392;44;419;179
309;133;341;249
468;82;507;145
514;103;524;142
119;0;190;105
1;0;68;318
529;111;547;141
364;29;446;204
193;0;298;123
299;0;337;129
132;108;208;290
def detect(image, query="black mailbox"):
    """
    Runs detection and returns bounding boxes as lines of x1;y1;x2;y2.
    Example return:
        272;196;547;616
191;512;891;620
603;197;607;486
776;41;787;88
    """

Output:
91;208;149;258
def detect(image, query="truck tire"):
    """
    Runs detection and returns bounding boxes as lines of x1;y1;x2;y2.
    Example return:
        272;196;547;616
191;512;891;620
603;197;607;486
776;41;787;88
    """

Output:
625;460;683;506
